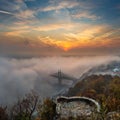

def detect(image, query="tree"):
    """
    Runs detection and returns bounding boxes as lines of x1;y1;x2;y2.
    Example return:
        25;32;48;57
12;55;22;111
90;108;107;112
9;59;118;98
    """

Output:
0;106;8;120
11;91;39;120
38;98;56;120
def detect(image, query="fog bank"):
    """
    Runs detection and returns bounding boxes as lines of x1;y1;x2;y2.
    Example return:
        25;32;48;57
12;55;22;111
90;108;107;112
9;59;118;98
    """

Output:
0;56;120;105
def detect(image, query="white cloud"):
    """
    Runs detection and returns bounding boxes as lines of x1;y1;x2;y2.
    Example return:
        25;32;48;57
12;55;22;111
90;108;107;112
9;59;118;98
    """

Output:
0;10;13;15
72;11;100;20
40;0;79;12
34;23;74;31
15;9;35;19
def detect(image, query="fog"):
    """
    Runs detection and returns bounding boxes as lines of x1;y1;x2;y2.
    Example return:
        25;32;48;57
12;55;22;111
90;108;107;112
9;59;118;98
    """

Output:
0;56;120;105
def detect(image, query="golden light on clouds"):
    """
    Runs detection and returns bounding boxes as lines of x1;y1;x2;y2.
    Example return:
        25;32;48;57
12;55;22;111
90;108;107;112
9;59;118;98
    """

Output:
39;36;96;51
37;25;109;51
34;23;74;31
0;0;119;56
44;39;115;51
3;19;119;53
5;30;29;36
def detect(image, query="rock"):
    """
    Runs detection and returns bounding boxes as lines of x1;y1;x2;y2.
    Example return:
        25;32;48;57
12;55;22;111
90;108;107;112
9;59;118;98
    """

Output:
106;111;120;120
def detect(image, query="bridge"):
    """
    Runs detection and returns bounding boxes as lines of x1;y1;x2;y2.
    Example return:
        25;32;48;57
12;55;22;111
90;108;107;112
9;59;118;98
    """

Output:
51;70;77;85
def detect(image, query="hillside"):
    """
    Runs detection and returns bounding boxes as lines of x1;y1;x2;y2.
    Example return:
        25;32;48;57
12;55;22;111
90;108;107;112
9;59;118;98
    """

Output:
0;75;120;120
67;75;120;112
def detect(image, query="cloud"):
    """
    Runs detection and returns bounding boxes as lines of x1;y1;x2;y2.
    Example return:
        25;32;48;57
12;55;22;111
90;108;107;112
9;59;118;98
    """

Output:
0;0;36;21
41;0;96;12
40;0;78;12
0;34;64;57
0;0;27;13
115;4;120;10
0;56;119;105
4;22;75;37
0;10;13;15
3;21;35;36
24;0;36;1
71;11;100;20
36;24;108;51
4;23;32;37
0;0;120;56
34;23;75;31
92;28;120;47
15;9;35;19
5;30;30;36
3;22;120;53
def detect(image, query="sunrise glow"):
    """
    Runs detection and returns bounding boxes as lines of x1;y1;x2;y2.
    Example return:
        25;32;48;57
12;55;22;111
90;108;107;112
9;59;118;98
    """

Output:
0;0;120;56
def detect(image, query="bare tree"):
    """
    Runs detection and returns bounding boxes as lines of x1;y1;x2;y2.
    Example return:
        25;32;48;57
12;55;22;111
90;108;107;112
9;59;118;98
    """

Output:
11;91;39;120
0;106;8;120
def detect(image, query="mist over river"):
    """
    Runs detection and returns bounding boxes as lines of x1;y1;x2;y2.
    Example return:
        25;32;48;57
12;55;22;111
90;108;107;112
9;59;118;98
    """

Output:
0;56;120;105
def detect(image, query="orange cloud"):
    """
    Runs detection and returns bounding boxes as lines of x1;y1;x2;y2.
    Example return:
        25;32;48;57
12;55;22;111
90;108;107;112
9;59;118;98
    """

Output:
5;30;29;36
4;18;119;52
38;35;94;51
37;25;119;51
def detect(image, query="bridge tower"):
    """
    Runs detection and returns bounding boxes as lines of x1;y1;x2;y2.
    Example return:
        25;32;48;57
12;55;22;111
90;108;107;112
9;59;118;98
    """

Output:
51;70;77;85
58;70;62;84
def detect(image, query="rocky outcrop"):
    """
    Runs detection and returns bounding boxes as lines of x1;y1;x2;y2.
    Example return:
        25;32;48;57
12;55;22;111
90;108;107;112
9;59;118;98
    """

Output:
56;96;100;119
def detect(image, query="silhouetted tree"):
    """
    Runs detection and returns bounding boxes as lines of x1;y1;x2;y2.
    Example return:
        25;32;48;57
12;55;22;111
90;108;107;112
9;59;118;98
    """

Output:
0;106;8;120
11;91;39;120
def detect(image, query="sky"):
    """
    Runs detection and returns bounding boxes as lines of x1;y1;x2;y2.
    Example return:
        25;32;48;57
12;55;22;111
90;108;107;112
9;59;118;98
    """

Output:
0;0;120;57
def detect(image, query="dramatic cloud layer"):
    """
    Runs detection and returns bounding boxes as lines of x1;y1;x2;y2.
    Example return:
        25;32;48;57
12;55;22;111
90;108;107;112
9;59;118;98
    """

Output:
0;0;120;55
0;56;120;105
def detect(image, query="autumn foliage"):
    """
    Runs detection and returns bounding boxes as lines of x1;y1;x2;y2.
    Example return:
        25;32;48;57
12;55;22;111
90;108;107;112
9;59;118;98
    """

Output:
68;75;120;112
0;75;120;120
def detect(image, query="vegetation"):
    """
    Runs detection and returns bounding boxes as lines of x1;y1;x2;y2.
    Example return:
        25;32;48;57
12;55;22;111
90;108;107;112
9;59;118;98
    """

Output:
0;75;120;120
68;75;120;112
0;106;8;120
38;98;56;120
11;91;39;120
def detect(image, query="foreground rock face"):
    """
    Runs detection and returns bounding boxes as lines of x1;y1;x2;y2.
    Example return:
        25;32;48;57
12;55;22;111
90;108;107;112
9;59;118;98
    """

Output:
56;96;100;119
106;111;120;120
56;96;120;120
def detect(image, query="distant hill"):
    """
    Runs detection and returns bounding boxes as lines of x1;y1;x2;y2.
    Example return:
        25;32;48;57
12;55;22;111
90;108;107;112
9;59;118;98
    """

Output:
80;61;120;80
